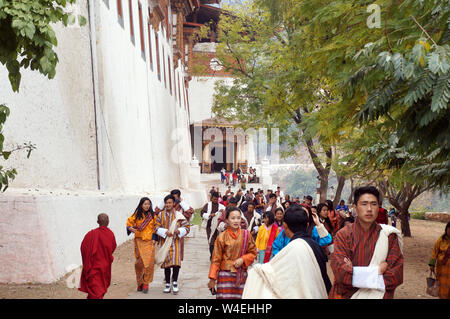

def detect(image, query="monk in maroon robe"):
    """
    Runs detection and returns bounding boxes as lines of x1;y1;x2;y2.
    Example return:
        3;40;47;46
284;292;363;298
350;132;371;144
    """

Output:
79;213;117;299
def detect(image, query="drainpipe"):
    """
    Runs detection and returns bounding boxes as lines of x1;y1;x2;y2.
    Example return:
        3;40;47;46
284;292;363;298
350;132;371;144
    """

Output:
87;0;102;190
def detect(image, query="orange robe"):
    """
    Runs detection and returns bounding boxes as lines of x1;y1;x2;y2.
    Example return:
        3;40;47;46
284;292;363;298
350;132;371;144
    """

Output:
126;212;157;285
209;227;257;280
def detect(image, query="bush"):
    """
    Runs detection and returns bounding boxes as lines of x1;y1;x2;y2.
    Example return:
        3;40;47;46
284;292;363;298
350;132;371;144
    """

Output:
191;208;203;226
410;211;426;220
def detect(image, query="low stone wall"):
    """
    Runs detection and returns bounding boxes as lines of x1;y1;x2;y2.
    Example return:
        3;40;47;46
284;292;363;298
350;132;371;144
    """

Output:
0;188;207;284
424;212;450;223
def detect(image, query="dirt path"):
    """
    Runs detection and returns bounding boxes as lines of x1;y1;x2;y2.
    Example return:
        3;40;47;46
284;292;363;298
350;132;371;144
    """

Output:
0;218;446;299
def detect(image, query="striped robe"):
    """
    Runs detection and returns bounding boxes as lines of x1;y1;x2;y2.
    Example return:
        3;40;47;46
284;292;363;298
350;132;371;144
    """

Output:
209;228;257;299
329;218;403;299
155;210;190;269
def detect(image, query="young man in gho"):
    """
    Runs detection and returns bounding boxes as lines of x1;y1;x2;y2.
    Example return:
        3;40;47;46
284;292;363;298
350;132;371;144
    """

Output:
155;189;194;262
242;202;262;240
254;192;265;215
329;186;403;299
156;189;195;221
216;197;249;232
264;193;283;214
154;195;190;294
201;192;226;259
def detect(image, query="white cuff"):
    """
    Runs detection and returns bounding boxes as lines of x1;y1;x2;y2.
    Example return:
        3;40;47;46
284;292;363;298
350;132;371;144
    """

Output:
352;266;385;291
202;212;210;220
156;228;168;239
253;226;259;233
178;227;187;238
316;224;329;238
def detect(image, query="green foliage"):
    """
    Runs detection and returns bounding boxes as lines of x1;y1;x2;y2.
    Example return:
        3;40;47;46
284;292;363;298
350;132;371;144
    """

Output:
0;0;86;92
0;1;84;191
191;209;203;226
211;0;449;202
410;211;426;220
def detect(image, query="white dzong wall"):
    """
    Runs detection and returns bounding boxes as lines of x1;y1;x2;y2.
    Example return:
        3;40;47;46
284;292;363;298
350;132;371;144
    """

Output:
0;0;204;284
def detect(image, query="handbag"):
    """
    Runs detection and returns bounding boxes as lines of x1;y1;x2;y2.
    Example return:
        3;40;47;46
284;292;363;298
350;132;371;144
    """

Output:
426;269;440;297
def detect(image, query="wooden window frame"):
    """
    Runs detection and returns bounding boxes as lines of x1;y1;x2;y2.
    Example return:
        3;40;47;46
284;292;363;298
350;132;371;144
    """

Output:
138;2;145;60
117;0;124;27
128;0;135;45
155;33;161;81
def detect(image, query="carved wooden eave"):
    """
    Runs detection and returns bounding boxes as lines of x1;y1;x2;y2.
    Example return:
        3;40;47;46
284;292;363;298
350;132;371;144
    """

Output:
170;0;199;16
173;47;183;60
173;48;183;69
149;0;167;31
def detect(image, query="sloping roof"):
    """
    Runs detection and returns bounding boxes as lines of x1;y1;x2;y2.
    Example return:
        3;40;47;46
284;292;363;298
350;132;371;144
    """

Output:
193;116;241;127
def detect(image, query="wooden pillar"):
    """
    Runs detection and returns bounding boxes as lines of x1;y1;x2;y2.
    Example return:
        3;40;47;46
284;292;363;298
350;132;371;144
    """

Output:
177;10;184;53
203;141;211;173
188;37;193;73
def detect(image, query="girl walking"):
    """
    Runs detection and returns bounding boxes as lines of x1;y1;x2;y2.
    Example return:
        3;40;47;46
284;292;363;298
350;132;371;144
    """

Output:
255;211;280;263
208;207;257;299
126;197;157;293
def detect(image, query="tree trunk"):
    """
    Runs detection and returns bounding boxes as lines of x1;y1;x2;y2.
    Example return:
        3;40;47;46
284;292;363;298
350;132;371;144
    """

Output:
333;175;346;208
348;177;354;203
398;207;411;237
319;174;328;203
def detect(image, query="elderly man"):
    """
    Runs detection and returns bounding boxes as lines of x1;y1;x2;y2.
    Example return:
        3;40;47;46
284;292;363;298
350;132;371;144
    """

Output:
79;213;117;299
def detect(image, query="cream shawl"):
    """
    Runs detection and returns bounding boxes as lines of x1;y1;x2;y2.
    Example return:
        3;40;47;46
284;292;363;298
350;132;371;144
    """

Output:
242;238;328;299
155;210;186;266
351;224;403;299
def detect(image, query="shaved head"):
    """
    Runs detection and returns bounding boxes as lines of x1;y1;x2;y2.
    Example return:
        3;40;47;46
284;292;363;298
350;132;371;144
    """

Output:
97;213;109;227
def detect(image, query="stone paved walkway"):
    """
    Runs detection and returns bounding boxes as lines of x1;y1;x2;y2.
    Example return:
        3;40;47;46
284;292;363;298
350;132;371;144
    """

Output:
126;173;262;299
126;226;215;299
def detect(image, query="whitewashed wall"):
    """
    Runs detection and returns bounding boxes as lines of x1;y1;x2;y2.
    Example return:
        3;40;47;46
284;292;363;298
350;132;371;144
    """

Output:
0;2;98;191
0;0;198;283
0;188;206;284
188;76;234;124
95;0;191;193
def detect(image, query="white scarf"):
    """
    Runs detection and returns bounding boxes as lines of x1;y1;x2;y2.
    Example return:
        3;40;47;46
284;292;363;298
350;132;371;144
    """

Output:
351;224;403;299
242;239;328;299
155;210;186;266
202;202;225;244
247;211;261;232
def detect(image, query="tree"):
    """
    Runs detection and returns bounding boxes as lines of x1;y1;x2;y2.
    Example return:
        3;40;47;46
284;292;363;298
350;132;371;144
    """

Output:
209;0;448;238
294;0;449;193
0;0;86;191
267;0;449;236
307;0;449;236
209;0;347;203
378;179;431;237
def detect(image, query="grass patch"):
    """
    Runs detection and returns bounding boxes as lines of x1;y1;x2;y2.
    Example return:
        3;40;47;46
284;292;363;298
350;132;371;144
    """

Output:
410;211;426;220
191;208;203;226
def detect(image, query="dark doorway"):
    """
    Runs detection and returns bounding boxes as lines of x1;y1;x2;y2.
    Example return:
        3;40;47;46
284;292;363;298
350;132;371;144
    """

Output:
211;146;226;172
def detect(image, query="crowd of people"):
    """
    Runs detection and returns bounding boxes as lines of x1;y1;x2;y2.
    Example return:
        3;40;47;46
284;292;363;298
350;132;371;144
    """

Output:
220;167;258;188
76;184;449;300
203;185;407;299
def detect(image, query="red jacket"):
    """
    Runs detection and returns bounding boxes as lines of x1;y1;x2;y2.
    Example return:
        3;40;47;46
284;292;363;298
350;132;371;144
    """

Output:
376;207;389;224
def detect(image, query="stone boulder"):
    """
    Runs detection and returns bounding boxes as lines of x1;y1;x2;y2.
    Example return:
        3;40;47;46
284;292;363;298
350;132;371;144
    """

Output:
424;212;450;223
